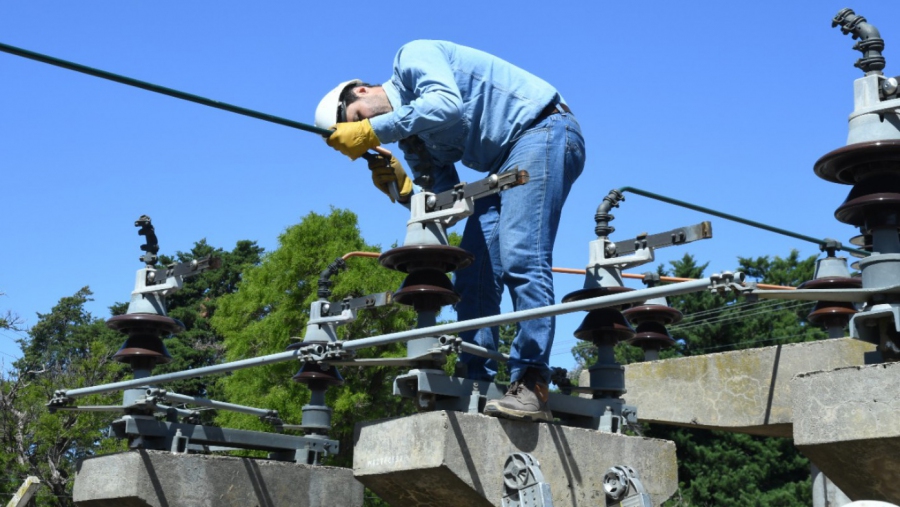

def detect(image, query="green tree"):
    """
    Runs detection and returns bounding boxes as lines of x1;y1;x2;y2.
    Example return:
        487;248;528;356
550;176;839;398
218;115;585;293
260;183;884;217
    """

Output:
153;239;264;403
0;288;126;506
211;208;419;469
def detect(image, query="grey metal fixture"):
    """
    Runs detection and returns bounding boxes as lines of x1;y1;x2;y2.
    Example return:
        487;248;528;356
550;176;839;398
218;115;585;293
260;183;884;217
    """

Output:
502;453;553;507
603;466;652;507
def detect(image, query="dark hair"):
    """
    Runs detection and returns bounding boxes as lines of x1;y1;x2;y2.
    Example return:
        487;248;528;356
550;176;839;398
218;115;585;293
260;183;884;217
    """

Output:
339;82;381;107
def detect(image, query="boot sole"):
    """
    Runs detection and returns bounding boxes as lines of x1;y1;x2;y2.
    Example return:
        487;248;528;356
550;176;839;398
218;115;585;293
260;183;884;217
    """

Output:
484;405;553;423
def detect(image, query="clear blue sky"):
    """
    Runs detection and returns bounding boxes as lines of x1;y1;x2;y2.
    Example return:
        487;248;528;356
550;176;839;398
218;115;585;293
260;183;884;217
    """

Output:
1;1;895;370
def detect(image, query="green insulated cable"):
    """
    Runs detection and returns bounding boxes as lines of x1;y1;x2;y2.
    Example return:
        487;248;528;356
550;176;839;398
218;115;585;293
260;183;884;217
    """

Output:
0;41;333;137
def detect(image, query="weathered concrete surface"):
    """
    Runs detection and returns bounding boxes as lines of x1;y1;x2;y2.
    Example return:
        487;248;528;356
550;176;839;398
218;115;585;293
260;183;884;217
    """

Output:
580;338;877;437
793;362;900;503
354;410;677;507
73;450;363;507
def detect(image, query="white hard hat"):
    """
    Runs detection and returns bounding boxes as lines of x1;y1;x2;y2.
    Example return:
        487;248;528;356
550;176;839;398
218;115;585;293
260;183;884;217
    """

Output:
315;79;362;129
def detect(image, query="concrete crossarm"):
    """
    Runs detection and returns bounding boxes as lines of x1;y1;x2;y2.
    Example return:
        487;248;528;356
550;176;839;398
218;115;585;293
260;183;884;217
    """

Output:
580;338;878;437
353;410;678;507
6;476;41;507
793;362;900;503
73;450;364;507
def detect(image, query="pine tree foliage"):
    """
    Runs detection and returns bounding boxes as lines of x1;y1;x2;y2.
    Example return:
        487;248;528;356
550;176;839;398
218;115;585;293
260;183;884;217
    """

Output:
153;239;264;401
211;208;419;467
646;252;821;506
668;251;824;357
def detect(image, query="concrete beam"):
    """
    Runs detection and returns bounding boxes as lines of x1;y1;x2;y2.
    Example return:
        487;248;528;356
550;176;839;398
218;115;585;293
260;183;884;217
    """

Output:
7;476;41;507
353;410;677;507
73;450;364;507
793;362;900;503
587;338;877;437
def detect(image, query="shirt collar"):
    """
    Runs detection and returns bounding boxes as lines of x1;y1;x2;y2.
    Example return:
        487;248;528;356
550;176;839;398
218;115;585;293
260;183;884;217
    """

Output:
382;80;402;111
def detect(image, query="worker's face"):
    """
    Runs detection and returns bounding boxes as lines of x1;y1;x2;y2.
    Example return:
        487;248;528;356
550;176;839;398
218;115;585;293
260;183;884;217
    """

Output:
344;86;392;122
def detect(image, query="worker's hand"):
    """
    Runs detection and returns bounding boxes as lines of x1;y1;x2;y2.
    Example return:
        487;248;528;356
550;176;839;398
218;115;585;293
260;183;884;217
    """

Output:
368;154;413;203
326;119;381;160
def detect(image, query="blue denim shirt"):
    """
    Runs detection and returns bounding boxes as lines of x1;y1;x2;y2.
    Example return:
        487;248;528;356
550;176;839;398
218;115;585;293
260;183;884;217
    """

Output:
368;40;561;175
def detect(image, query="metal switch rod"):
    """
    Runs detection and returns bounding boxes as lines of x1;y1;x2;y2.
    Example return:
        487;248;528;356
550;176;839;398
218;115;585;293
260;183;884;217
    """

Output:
61;349;300;399
152;391;277;419
341;277;718;351
459;341;509;363
617;186;869;257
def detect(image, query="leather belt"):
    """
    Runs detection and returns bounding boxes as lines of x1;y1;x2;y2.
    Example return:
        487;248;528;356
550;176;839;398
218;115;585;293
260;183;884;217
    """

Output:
531;102;573;127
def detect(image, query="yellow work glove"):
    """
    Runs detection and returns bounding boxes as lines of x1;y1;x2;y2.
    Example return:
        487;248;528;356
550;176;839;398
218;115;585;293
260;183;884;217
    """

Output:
368;154;413;203
326;119;381;160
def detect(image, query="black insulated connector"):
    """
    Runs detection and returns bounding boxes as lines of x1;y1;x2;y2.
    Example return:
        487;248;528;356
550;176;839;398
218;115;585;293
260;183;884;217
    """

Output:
833;8;886;75
135;215;159;266
317;258;347;299
594;189;625;237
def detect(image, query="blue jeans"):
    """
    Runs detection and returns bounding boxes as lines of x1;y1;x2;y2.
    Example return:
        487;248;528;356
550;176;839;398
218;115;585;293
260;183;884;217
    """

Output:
453;111;585;384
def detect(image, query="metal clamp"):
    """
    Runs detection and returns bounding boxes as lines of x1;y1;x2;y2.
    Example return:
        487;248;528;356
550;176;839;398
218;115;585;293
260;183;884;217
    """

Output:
708;271;748;296
46;391;74;412
293;342;350;363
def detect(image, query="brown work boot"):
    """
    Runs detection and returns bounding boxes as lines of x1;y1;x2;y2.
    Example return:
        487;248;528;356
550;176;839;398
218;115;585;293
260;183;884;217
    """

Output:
484;369;552;422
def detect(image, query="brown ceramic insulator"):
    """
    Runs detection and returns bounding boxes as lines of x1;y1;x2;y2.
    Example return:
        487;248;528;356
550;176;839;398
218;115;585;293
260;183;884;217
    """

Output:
796;277;860;329
849;234;874;257
562;286;635;310
807;301;857;328
797;276;862;290
627;321;676;351
813;140;900;185
622;304;684;326
573;308;635;345
393;269;460;312
112;335;174;364
379;245;474;274
834;177;900;231
849;234;873;247
107;313;184;334
107;314;182;364
291;362;344;387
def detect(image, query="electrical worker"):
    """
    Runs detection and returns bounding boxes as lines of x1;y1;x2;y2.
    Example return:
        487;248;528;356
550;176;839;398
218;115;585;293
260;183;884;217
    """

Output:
315;40;585;422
